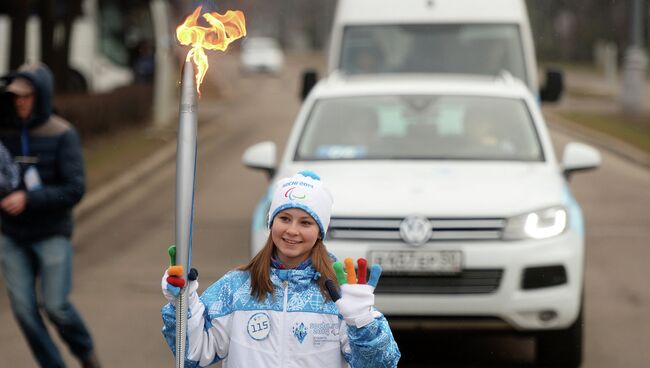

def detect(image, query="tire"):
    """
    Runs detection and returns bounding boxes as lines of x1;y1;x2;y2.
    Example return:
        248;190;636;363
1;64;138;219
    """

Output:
300;69;318;100
66;68;88;93
536;306;583;368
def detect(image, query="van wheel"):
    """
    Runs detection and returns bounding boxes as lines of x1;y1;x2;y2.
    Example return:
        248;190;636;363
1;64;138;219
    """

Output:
300;69;318;100
535;306;583;367
66;68;88;93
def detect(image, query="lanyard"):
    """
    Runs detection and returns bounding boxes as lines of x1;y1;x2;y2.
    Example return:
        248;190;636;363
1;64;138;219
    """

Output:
21;126;30;157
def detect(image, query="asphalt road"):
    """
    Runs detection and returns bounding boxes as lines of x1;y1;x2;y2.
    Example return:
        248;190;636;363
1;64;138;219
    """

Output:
0;53;648;367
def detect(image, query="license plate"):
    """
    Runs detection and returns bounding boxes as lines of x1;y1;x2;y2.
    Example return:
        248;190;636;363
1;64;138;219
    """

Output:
369;250;463;274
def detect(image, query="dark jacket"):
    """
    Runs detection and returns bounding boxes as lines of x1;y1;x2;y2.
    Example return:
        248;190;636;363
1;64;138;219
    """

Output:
0;64;85;244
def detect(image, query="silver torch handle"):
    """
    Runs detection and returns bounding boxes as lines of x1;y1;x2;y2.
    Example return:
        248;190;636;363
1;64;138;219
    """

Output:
175;60;198;368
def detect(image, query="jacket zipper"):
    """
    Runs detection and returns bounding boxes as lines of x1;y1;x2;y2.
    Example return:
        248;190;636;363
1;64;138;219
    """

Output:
280;280;289;366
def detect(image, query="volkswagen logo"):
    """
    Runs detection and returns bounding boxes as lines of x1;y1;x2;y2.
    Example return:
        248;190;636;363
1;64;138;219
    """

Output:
399;215;432;246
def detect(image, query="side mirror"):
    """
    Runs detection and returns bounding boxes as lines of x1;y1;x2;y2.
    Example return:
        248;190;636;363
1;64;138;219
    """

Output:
540;67;564;102
242;141;277;179
300;69;318;101
561;142;601;179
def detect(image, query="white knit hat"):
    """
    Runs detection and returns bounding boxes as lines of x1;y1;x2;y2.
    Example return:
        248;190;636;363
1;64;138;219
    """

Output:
268;170;333;238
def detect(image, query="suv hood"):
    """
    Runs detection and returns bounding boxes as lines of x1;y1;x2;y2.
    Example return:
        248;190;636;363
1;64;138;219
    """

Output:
280;162;565;218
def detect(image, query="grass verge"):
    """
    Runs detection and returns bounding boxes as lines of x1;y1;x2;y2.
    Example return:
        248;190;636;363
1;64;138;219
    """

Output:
554;111;650;154
82;124;176;192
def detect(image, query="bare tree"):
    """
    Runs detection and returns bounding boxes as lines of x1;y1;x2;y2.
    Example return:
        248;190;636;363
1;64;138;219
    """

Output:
6;2;34;71
527;0;640;62
38;0;83;91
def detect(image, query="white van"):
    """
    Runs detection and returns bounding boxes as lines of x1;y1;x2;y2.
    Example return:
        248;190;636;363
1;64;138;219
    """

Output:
302;0;563;102
0;0;168;93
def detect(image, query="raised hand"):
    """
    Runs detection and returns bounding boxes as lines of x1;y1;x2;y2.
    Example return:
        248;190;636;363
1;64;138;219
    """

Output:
325;258;382;327
161;245;199;302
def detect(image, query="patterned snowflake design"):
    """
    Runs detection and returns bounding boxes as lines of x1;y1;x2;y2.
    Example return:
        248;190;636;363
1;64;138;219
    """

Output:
292;322;308;344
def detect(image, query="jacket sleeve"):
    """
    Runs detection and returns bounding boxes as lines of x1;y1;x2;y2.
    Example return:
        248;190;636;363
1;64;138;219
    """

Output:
25;129;85;210
340;315;401;368
161;280;233;367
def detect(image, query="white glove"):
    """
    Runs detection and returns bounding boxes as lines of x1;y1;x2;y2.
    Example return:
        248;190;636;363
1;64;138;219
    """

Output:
326;258;383;328
162;244;199;303
161;267;199;303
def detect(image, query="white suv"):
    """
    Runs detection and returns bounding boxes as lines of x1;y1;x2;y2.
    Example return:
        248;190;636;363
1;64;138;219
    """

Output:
243;74;600;367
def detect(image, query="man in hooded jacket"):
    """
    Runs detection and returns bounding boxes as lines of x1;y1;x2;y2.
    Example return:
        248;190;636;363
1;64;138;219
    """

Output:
0;63;100;368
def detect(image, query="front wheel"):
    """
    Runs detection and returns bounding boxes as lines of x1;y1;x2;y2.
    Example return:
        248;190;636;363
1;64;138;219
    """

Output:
65;68;88;93
536;306;584;367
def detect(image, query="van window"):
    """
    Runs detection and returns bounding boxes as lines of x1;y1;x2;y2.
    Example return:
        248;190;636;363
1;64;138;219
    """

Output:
340;24;527;82
99;3;131;66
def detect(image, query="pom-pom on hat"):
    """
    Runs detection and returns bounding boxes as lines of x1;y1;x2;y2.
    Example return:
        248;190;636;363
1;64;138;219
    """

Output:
268;170;333;238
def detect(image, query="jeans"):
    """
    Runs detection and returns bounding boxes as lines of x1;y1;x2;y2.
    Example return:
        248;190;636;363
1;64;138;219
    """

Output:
0;235;94;368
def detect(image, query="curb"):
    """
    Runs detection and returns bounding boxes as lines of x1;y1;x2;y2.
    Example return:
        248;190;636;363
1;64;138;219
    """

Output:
543;110;650;169
74;135;177;220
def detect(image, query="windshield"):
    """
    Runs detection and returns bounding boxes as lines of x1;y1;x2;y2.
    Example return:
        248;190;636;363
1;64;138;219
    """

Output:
339;24;527;83
296;95;542;161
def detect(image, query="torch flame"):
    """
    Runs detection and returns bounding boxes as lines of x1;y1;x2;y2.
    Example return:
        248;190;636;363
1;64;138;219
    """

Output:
176;6;246;94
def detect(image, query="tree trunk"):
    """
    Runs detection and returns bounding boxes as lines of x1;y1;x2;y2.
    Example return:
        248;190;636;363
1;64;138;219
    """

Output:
38;0;81;92
8;2;32;70
39;0;65;91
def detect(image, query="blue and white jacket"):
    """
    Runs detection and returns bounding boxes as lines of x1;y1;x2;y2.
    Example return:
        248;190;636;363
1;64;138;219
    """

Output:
161;261;400;367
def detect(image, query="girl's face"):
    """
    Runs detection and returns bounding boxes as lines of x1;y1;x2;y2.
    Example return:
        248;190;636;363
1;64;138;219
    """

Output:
271;208;320;268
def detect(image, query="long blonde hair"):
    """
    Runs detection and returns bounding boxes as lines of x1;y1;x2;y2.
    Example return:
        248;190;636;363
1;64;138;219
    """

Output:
239;234;336;302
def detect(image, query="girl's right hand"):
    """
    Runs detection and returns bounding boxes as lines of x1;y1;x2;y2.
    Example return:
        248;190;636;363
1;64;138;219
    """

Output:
162;245;199;302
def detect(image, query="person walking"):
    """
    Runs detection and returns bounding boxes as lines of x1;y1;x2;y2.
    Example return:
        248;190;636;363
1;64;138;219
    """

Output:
0;63;100;368
161;170;401;367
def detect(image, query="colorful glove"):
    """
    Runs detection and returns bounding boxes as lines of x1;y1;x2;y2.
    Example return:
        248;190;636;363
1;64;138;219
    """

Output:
161;245;199;302
325;258;383;328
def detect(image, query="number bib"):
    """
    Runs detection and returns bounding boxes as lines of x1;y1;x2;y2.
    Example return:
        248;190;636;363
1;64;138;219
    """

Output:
247;312;271;341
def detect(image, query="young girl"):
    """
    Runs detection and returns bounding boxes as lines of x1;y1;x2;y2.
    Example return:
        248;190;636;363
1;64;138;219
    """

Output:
161;171;400;367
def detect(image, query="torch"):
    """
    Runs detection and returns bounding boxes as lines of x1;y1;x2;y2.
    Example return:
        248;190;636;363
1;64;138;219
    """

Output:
173;59;197;368
173;6;246;367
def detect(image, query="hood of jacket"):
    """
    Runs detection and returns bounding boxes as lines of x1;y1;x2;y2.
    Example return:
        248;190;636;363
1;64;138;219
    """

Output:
1;63;54;129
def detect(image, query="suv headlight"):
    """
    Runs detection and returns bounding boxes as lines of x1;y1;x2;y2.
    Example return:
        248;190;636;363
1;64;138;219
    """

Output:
503;206;567;240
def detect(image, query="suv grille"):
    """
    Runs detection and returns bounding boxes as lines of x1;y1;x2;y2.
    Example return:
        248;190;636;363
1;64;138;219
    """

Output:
375;269;503;294
328;217;506;241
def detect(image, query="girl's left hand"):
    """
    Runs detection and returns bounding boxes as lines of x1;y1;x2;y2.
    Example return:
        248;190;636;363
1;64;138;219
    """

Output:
325;258;383;328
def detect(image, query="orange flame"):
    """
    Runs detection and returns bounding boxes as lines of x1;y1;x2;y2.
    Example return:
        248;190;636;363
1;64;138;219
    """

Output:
176;6;246;93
